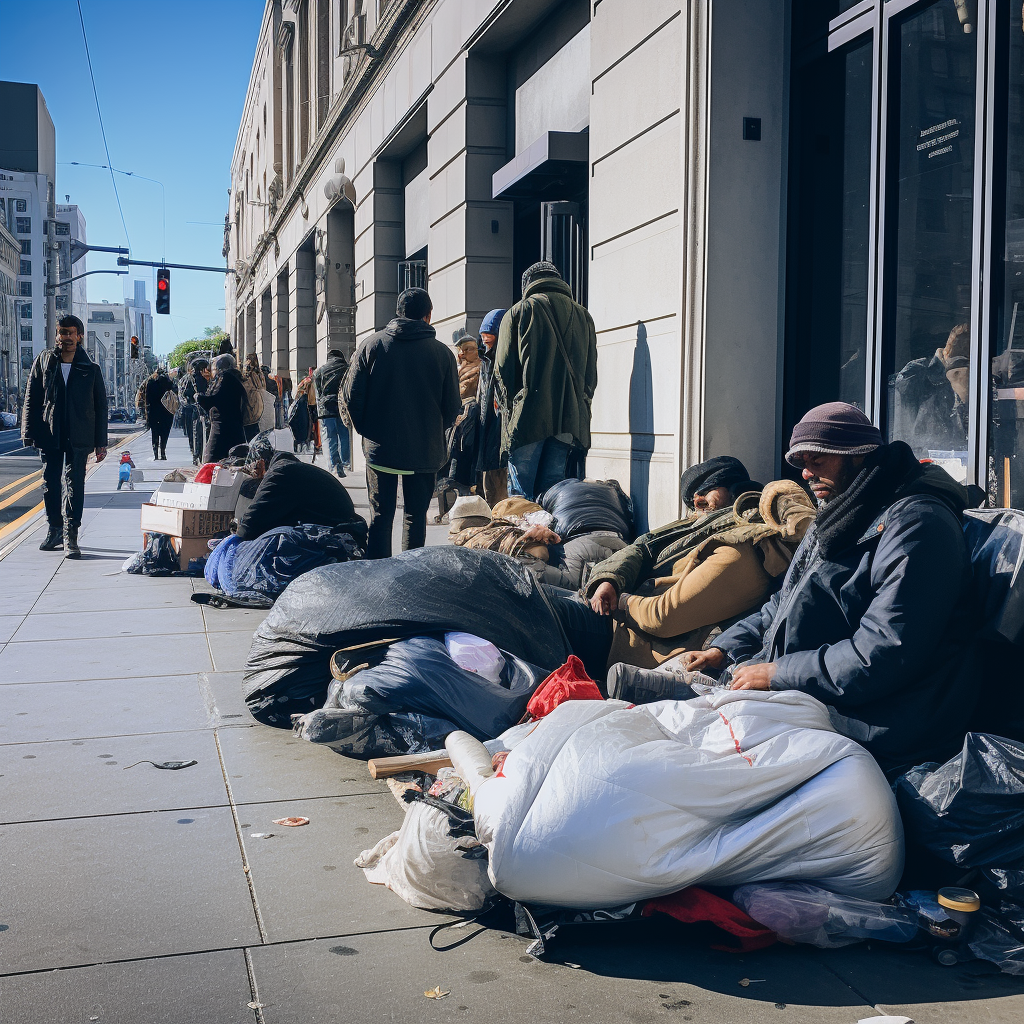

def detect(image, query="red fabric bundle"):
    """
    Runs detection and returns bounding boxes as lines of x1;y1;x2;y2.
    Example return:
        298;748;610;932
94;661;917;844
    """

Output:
642;887;776;952
193;463;218;484
524;656;603;721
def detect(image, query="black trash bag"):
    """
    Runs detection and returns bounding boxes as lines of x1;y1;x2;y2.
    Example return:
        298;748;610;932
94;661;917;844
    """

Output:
292;707;457;758
125;532;185;576
243;546;570;727
539;478;634;542
895;733;1024;880
335;636;544;740
963;508;1024;645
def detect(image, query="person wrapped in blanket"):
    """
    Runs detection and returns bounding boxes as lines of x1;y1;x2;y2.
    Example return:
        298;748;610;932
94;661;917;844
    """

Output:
450;494;628;590
537;457;816;680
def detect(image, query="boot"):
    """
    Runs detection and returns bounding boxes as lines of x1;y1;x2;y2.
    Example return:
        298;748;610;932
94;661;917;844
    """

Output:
160;445;167;461
39;524;63;551
153;445;159;461
64;523;82;559
606;663;695;706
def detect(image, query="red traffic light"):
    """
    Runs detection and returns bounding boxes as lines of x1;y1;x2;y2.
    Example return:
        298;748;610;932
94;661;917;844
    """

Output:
156;267;170;314
157;279;168;291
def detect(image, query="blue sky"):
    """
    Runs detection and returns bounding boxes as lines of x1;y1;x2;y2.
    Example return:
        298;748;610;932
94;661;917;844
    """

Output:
2;0;263;354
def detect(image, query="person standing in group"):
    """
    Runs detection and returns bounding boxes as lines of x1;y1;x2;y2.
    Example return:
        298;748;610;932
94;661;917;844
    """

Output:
343;287;461;559
475;308;508;505
179;357;211;466
144;368;175;461
313;348;352;478
495;262;598;501
21;314;108;557
197;354;247;463
241;352;267;442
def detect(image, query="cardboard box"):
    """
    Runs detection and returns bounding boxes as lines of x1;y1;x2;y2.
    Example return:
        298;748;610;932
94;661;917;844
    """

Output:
153;467;245;512
140;503;233;538
142;532;212;572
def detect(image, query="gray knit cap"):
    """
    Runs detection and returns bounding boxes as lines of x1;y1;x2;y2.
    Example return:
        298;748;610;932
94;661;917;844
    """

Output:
522;261;561;293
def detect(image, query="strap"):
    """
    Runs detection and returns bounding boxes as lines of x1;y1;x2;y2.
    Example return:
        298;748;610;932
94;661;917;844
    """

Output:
534;299;585;404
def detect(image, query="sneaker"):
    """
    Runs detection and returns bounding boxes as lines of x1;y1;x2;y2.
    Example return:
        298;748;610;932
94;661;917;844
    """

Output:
606;663;693;705
39;525;63;551
64;524;82;559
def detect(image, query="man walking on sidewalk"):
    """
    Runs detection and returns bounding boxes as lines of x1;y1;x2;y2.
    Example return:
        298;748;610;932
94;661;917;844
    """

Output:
312;348;351;478
343;287;460;558
22;314;108;557
495;261;598;501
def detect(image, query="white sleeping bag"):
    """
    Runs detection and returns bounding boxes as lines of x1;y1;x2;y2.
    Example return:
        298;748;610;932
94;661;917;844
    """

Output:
473;689;903;908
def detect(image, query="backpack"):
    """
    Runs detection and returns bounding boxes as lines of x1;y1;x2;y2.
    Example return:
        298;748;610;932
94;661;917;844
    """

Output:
242;374;264;426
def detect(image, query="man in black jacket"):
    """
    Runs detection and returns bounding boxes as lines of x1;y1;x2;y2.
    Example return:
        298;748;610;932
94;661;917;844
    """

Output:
342;288;461;558
235;436;361;541
684;402;974;775
312;349;350;478
22;315;108;556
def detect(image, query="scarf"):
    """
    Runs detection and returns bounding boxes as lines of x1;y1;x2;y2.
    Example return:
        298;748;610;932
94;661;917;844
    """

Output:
812;441;923;558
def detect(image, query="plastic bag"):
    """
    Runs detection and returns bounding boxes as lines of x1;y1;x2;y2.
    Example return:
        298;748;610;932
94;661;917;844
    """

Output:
444;632;505;683
124;533;181;576
244;547;571;727
291;707;457;758
968;904;1024;975
895;733;1024;872
538;478;633;541
355;800;495;912
732;883;918;949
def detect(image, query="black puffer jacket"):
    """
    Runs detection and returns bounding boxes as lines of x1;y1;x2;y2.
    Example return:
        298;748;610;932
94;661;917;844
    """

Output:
197;368;247;462
714;445;973;772
312;353;348;419
342;317;461;473
22;345;108;451
145;374;174;427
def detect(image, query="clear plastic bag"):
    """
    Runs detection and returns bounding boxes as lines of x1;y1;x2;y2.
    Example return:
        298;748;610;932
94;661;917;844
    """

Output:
444;632;505;683
291;707;457;759
968;905;1024;975
732;882;918;949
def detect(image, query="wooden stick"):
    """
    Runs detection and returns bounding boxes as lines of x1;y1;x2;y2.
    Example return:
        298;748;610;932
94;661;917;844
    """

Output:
368;750;453;779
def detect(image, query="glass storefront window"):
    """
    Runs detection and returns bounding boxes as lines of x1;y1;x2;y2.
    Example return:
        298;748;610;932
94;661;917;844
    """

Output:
785;38;873;431
885;0;977;483
990;4;1024;508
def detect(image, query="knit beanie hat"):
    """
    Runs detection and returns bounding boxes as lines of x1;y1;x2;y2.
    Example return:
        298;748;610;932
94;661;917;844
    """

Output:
522;261;561;293
786;402;883;467
680;456;757;510
479;308;507;335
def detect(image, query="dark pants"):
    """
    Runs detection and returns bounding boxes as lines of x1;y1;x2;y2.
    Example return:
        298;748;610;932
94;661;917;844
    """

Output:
541;584;613;682
508;437;586;502
150;417;171;454
365;467;436;559
192;416;207;464
180;405;197;452
40;446;90;529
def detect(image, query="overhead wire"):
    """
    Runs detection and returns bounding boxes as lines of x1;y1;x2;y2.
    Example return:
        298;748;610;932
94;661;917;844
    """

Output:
75;0;131;251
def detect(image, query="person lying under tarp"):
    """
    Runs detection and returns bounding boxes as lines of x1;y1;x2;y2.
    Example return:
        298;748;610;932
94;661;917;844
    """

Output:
680;403;976;777
235;431;362;541
543;457;816;678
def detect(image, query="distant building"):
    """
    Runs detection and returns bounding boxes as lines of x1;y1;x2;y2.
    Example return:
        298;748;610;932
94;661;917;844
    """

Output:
85;300;128;408
0;82;56;377
55;203;88;326
124;278;153;356
0;203;19;412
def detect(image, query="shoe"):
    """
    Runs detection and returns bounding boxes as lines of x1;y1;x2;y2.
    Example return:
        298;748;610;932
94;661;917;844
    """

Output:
39;525;63;551
336;468;346;479
153;447;159;460
606;663;693;705
160;449;167;460
64;524;82;559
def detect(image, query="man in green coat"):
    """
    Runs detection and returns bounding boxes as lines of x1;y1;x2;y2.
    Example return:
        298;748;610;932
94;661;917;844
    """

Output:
495;262;598;501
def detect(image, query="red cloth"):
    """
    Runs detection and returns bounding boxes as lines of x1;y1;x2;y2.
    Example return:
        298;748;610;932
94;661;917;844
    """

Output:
194;463;218;484
642;887;776;952
524;656;603;720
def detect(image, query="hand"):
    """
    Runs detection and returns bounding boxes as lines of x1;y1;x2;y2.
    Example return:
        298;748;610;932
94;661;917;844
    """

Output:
522;524;560;546
730;663;777;691
589;581;619;615
94;447;107;463
679;648;727;673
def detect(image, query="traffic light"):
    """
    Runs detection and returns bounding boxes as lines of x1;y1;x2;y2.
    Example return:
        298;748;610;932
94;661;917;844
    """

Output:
130;336;139;359
156;267;170;314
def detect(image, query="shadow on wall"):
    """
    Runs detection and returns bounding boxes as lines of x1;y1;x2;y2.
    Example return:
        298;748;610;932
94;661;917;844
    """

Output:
629;321;654;534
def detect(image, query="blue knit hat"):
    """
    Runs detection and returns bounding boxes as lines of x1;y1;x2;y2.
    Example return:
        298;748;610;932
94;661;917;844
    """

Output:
480;309;506;336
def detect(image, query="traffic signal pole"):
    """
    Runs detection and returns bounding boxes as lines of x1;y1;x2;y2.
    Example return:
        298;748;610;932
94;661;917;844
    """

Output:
117;257;233;274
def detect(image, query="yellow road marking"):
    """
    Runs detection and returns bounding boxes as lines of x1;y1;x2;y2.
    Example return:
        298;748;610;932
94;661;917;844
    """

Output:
0;501;45;544
0;477;44;513
0;468;42;499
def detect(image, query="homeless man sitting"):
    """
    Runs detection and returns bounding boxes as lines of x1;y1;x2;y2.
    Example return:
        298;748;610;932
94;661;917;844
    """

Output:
682;402;974;776
235;432;361;541
542;456;816;678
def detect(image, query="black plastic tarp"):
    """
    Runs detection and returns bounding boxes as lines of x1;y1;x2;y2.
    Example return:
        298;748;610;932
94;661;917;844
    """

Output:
539;478;633;541
964;508;1024;645
243;546;570;726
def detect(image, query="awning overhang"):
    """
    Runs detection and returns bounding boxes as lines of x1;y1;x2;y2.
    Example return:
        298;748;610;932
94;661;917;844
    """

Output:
491;131;589;201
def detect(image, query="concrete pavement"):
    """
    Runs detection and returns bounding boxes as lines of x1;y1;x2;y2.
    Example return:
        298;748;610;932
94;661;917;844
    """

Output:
1;432;1022;1023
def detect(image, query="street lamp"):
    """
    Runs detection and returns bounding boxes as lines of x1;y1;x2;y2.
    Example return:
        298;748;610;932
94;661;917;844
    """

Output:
62;161;167;261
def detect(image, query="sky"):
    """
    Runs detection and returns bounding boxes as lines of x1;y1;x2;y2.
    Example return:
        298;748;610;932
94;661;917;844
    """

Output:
2;0;263;355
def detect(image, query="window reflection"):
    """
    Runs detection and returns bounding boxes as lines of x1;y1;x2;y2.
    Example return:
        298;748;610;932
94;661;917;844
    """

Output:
990;6;1024;508
886;0;977;482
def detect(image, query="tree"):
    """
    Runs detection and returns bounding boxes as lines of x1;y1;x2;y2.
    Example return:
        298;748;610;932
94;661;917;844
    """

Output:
167;327;230;368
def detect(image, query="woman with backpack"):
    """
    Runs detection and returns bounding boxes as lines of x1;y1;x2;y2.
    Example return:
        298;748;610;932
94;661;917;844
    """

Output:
197;354;247;463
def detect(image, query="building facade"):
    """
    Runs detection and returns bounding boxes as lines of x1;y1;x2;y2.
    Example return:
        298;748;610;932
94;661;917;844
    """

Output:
226;0;1024;528
55;203;88;327
0;204;19;413
85;300;128;409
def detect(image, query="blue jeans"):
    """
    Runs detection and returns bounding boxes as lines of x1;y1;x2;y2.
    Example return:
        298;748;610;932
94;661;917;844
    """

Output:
507;437;586;502
321;416;351;473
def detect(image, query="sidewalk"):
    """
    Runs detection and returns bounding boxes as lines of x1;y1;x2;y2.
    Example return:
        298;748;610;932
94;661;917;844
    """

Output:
1;433;1022;1023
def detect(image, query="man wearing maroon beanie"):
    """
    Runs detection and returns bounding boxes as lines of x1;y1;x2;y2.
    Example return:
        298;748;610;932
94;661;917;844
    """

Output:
684;402;974;775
